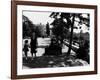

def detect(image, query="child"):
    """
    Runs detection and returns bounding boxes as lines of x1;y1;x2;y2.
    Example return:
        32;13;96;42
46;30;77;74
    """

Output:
23;40;29;60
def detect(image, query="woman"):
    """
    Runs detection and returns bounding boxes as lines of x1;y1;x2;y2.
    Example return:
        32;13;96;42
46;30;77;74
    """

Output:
30;32;37;59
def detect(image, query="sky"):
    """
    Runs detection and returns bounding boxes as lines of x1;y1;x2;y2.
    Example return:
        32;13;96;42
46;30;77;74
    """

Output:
23;11;53;25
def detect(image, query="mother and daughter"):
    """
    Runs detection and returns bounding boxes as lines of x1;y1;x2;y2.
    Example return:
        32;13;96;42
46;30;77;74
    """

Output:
23;32;37;60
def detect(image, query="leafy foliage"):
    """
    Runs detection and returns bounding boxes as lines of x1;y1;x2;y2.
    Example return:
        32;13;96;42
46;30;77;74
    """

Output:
49;12;90;54
23;15;46;38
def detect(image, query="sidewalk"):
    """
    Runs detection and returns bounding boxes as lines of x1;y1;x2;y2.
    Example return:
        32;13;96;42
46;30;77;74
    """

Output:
23;37;77;57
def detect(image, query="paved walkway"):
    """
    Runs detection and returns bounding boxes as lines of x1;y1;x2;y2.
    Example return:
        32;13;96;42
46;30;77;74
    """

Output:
23;37;77;57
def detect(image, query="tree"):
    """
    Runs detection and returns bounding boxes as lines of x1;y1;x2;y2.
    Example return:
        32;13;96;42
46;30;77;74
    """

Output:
50;12;73;55
67;14;75;54
49;12;90;55
22;15;36;38
50;13;68;45
35;23;46;37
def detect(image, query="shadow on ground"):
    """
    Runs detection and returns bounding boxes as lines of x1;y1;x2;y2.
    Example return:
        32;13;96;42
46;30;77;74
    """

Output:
23;53;88;69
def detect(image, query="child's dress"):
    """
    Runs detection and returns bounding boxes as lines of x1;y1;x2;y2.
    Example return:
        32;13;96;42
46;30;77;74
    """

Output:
23;43;29;52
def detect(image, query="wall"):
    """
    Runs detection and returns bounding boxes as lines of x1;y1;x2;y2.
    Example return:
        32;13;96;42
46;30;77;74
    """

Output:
0;0;99;80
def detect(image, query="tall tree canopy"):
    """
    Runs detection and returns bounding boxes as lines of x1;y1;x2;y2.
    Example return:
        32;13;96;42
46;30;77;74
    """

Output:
49;12;90;55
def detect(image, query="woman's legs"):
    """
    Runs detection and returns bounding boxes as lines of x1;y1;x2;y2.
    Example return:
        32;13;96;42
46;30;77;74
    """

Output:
31;49;37;60
34;52;36;58
25;51;28;60
31;52;34;60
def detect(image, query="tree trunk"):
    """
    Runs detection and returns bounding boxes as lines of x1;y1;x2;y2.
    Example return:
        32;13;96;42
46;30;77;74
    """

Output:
67;14;75;55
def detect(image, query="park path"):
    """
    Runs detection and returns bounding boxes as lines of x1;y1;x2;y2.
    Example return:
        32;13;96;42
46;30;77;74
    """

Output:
23;37;77;57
